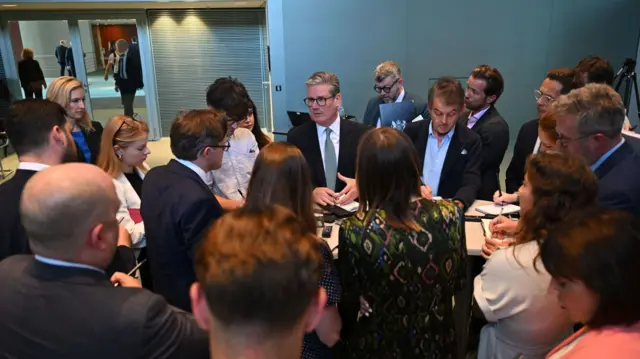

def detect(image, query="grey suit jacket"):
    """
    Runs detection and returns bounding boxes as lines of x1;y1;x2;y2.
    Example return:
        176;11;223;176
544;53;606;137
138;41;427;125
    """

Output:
0;256;209;359
362;91;430;128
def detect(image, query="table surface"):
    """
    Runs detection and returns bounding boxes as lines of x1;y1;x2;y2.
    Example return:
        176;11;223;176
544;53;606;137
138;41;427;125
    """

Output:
317;199;492;257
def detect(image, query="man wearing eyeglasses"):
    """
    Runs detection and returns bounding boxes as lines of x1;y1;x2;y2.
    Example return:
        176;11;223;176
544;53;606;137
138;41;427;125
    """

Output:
553;84;640;215
287;72;369;206
362;61;429;129
502;68;575;198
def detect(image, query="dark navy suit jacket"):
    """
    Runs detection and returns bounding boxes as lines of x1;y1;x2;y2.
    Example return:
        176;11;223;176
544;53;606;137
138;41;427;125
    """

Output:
594;141;640;216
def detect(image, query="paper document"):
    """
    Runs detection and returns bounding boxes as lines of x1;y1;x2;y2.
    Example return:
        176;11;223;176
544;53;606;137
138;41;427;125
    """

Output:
413;114;425;122
339;201;359;213
476;203;520;216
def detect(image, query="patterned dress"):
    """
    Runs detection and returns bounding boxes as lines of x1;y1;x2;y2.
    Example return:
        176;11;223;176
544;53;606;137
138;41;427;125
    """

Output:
338;198;466;359
301;241;342;359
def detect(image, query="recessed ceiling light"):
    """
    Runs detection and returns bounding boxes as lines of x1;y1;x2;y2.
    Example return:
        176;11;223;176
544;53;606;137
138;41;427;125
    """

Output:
2;4;18;7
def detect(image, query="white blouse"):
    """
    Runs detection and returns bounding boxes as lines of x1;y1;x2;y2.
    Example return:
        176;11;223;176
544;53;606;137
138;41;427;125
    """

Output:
474;241;573;359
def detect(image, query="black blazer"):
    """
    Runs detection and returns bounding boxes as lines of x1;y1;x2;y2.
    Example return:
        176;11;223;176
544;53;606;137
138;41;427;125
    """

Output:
115;45;144;94
594;141;640;216
404;120;482;209
0;168;136;274
362;91;430;128
287;117;370;192
17;58;45;89
0;256;208;359
505;118;539;194
459;106;509;200
0;169;36;260
54;45;67;64
73;121;103;165
141;159;223;312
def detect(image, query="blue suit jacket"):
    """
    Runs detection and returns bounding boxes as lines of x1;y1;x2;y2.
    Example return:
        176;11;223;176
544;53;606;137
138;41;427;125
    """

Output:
141;159;223;312
594;141;640;216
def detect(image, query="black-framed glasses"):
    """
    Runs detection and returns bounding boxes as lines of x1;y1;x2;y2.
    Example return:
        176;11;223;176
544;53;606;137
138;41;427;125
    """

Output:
303;96;335;107
556;133;594;146
211;139;231;152
374;78;400;94
534;89;555;104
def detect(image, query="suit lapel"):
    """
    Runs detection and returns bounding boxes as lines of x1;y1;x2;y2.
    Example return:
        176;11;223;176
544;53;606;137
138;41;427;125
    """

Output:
337;118;352;178
371;98;383;126
441;125;463;178
416;121;431;171
471;106;495;133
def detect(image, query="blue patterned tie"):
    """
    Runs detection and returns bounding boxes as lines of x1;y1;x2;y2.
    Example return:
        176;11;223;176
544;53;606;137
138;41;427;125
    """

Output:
324;127;337;191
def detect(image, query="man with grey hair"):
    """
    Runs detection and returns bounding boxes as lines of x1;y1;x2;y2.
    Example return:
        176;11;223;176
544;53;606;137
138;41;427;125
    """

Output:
362;61;429;128
554;83;640;215
0;163;208;358
287;71;369;206
114;38;143;116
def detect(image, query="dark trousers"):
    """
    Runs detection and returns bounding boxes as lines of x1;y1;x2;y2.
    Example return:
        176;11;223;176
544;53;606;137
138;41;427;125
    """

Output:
121;91;136;116
23;87;43;99
59;63;66;76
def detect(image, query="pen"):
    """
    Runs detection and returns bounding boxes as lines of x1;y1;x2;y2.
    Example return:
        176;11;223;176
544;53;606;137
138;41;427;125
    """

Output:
481;220;489;238
237;189;245;199
114;259;147;287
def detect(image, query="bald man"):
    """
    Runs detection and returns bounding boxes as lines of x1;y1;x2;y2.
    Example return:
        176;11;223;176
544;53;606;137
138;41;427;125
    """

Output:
0;163;208;359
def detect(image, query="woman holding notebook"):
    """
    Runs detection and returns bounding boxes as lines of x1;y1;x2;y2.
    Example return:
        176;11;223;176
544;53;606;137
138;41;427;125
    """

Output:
97;115;152;288
474;153;597;359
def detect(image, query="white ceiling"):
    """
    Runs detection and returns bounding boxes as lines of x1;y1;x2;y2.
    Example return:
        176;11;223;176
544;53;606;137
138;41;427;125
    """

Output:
0;1;264;10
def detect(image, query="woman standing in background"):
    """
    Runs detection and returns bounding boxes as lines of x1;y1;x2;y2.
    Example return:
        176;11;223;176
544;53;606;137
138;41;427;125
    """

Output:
17;48;46;99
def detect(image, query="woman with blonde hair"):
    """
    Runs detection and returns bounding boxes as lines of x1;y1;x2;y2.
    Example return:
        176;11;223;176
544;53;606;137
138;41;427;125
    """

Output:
17;48;46;99
97;115;152;287
47;76;103;164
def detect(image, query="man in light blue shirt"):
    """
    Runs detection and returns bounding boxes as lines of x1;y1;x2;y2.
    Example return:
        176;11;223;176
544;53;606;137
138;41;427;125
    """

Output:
554;84;640;215
405;77;482;210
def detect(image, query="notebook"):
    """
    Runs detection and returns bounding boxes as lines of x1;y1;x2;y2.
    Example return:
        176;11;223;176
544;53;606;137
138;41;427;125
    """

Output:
379;101;415;130
475;203;520;216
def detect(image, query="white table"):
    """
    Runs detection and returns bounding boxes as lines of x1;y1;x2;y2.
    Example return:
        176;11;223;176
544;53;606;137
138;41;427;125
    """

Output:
316;199;493;359
316;199;492;257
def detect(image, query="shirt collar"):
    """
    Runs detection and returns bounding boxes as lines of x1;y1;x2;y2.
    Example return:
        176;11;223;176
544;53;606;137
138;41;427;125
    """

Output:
429;121;455;140
591;138;625;171
17;162;50;172
174;158;213;186
35;255;105;274
395;89;406;103
316;115;341;138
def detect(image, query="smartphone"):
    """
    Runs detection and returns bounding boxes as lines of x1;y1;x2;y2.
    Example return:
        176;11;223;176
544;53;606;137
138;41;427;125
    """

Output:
321;225;333;238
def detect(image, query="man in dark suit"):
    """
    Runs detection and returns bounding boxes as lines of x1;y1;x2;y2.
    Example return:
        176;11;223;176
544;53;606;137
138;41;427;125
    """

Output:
405;77;482;210
504;68;575;195
54;40;68;76
141;110;226;312
362;61;429;129
0;99;134;272
287;71;369;206
0;163;208;359
459;65;509;201
555;84;640;215
190;206;326;359
114;39;144;117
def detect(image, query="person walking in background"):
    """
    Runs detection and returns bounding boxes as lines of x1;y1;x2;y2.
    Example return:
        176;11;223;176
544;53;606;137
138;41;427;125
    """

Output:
54;40;68;76
114;39;143;117
17;48;46;99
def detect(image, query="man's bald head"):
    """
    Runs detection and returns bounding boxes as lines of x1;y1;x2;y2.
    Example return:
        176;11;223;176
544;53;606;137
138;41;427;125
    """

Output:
21;163;120;258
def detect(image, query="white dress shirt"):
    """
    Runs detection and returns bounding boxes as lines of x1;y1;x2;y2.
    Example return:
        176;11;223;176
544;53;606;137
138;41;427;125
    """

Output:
35;255;104;274
211;128;258;200
113;163;149;249
376;89;406;128
316;115;341;173
17;162;49;172
467;106;490;129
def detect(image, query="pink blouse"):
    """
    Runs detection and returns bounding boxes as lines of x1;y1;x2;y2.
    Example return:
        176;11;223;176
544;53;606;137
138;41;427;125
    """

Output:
546;321;640;359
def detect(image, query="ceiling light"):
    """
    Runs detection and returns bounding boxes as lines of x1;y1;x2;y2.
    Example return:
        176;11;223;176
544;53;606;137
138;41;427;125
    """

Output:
2;4;18;7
